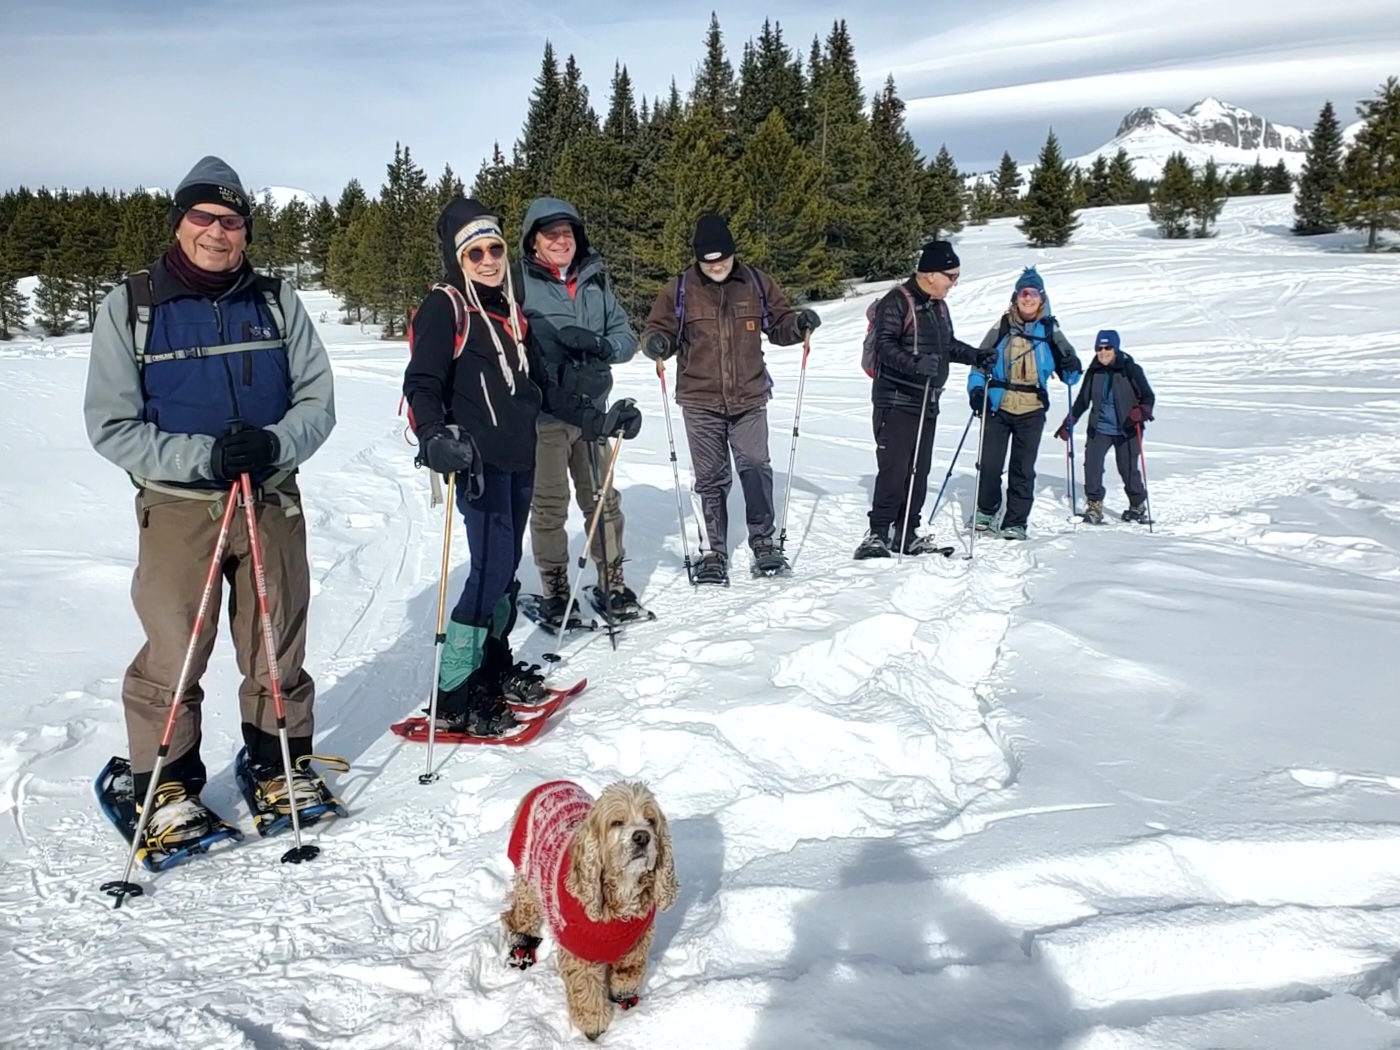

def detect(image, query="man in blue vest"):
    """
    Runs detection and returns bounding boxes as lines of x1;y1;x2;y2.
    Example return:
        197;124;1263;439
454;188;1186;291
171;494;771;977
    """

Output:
84;156;337;854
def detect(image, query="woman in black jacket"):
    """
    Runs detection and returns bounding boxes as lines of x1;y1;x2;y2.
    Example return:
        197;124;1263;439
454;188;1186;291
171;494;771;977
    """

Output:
1056;329;1155;524
403;198;640;735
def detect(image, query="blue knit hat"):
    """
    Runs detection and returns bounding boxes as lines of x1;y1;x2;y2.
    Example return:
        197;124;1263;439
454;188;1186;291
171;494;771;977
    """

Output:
1094;329;1120;350
1014;266;1045;296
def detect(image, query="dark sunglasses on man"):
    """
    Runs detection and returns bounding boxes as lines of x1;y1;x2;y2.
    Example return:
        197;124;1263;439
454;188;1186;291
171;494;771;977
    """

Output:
183;208;249;231
466;242;506;264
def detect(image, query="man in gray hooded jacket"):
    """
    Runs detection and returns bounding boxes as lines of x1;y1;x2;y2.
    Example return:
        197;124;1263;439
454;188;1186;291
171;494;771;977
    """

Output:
515;196;642;626
84;155;337;855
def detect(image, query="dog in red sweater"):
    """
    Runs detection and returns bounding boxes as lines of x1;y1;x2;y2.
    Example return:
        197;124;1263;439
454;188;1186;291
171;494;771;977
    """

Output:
502;780;679;1040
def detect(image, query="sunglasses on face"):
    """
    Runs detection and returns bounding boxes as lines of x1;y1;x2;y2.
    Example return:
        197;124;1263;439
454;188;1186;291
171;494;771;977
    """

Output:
1017;288;1042;299
185;209;248;231
1096;345;1115;352
466;242;506;264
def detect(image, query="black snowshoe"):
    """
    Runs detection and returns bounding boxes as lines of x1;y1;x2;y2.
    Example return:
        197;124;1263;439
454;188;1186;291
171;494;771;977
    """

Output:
1121;502;1152;525
750;540;791;578
853;526;893;560
900;531;954;557
518;592;595;633
692;552;729;586
587;583;656;623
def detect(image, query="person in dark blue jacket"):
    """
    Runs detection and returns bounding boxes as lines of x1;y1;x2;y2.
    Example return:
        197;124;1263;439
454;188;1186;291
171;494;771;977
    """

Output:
84;156;337;854
1056;329;1155;523
968;267;1081;540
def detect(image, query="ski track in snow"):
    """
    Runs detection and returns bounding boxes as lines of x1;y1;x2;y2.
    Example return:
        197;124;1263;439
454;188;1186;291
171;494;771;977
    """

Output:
4;196;1400;1049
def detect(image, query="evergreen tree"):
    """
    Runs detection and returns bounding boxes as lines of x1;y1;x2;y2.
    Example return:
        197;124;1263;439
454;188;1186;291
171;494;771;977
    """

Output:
1226;169;1250;196
807;19;872;275
863;76;924;277
34;251;79;335
1018;129;1079;247
62;190;121;328
1191;158;1226;237
1245;158;1268;195
922;144;965;239
1107;148;1137;204
553;54;597;161
308;197;337;285
379;143;436;334
1149;152;1196;238
1070;165;1088;209
275;197;311;284
1085;155;1113;207
1265;160;1292;194
470;143;528;240
6;191;57;276
731;110;840;298
245;191;279;273
640;103;739;279
690;12;738;147
0;232;27;337
1293;100;1344;235
1327;76;1400;251
993;152;1022;215
968;179;996;225
604;63;640;143
433;164;465;212
518;43;564;195
336;179;369;230
116;190;170;274
735;19;807;142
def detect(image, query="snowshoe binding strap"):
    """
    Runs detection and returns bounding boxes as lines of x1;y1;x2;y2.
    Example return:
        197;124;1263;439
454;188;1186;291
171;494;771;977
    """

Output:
508;934;542;969
253;754;349;815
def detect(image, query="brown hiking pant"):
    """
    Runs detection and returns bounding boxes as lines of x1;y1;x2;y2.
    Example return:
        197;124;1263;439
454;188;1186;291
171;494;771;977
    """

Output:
122;483;314;792
529;417;626;585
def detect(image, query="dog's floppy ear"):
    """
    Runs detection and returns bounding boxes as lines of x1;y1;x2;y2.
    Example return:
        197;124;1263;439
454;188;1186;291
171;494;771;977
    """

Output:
564;804;607;922
649;803;680;913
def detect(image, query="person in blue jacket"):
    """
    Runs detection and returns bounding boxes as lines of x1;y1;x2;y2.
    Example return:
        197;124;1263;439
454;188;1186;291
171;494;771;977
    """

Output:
967;267;1081;540
1055;329;1155;524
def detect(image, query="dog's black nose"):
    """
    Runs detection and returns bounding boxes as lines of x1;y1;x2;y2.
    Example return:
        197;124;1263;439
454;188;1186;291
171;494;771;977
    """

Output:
632;829;651;849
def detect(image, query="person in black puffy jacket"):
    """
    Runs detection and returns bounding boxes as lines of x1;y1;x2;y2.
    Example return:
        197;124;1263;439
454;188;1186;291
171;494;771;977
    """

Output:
403;197;641;736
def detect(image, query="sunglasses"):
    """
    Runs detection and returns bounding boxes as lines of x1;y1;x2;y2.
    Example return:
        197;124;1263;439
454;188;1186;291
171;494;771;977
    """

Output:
1096;344;1116;352
939;270;960;282
184;208;248;231
1017;288;1042;298
466;242;506;264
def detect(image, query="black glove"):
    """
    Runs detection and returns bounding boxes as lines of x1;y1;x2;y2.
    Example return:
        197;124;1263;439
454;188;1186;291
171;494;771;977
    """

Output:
1127;405;1153;425
969;388;985;415
975;347;998;371
1053;416;1073;442
211;427;279;480
796;308;821;335
600;398;642;440
556;325;612;362
415;422;485;497
642;332;674;362
913;353;939;378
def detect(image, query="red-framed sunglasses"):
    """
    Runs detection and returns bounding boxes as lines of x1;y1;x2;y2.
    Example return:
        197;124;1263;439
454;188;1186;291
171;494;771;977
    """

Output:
466;242;506;264
184;208;248;231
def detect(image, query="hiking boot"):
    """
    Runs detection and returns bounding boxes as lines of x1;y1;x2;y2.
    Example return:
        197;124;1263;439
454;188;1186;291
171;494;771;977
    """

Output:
692;552;729;586
139;781;216;854
1000;524;1028;541
901;531;946;556
249;754;350;818
974;510;997;532
853;526;893;560
1084;499;1104;525
499;660;550;706
750;539;790;576
533;567;578;627
436;690;519;736
1121;502;1150;524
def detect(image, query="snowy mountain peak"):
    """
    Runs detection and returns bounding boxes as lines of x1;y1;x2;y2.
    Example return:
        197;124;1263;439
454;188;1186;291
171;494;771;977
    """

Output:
250;185;322;210
1115;98;1310;154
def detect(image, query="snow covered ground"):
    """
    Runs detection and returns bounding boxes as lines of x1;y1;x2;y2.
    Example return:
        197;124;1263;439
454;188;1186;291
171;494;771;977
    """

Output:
4;195;1400;1049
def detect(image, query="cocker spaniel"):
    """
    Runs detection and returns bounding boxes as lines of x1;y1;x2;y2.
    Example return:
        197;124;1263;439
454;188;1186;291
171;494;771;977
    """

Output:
501;779;679;1041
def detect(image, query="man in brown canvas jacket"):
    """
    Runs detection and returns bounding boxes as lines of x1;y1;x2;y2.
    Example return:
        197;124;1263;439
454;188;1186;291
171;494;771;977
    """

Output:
641;213;819;584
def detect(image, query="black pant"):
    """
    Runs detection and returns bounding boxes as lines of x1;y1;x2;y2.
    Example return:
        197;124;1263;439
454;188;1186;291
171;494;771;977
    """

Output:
1084;430;1146;504
977;408;1045;529
870;402;938;536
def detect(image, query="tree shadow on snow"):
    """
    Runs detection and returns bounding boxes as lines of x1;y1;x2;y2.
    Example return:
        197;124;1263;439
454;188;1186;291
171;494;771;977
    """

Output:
304;482;681;802
745;838;1081;1050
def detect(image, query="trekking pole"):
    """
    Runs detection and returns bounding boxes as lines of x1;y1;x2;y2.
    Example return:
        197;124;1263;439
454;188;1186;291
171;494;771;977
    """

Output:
586;442;620;651
547;436;624;661
657;362;696;584
897;378;934;565
1065;385;1078;517
776;332;812;556
419;470;456;785
238;472;319;865
101;483;240;908
967;387;992;561
1136;421;1154;535
926;410;976;526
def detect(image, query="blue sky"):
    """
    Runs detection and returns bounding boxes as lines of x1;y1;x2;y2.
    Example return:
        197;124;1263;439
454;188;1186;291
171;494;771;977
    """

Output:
1;0;1396;198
